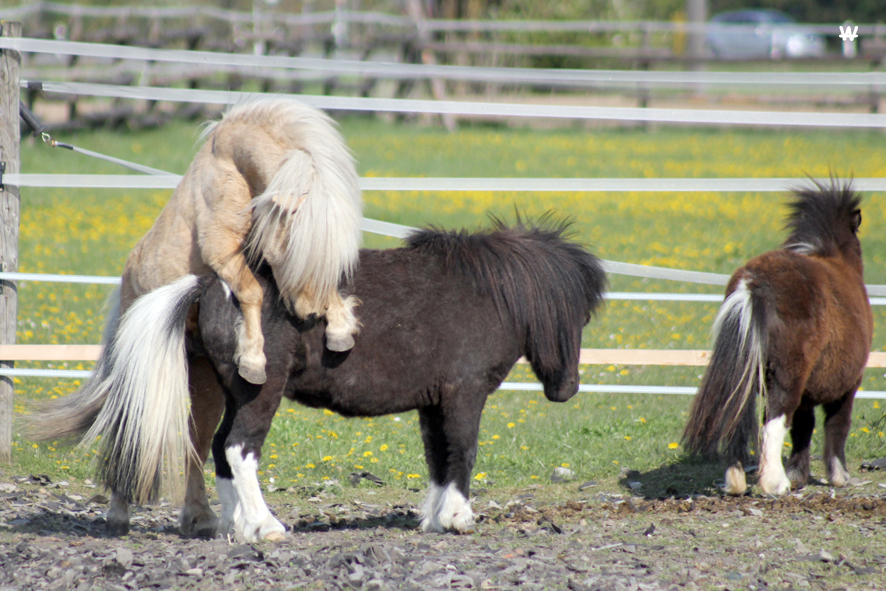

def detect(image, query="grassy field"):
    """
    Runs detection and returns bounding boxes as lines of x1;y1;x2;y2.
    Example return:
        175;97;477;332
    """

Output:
8;115;886;497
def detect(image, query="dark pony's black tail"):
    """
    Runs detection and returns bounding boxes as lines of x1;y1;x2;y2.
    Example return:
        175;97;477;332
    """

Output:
682;278;767;465
406;215;607;398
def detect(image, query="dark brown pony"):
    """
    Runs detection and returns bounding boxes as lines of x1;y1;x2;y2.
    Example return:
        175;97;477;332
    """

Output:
682;181;872;496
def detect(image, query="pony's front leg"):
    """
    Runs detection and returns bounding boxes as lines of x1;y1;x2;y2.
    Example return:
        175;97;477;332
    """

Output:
417;404;479;534
214;256;267;385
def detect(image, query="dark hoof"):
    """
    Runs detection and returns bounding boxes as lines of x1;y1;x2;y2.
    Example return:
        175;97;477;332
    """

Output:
106;520;130;537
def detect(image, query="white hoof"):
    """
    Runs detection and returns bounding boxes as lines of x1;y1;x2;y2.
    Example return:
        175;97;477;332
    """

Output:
236;515;287;543
420;482;474;534
759;473;791;496
827;457;850;488
723;465;747;496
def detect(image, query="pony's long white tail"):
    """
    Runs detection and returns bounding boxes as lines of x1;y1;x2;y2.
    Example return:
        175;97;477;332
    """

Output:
84;275;203;504
246;101;363;302
682;278;767;462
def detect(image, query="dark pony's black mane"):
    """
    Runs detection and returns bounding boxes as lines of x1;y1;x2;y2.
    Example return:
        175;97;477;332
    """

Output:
783;180;862;258
405;216;606;378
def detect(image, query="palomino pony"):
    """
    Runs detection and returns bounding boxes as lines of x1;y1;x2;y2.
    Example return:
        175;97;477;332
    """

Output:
32;219;606;541
27;97;362;534
682;181;871;496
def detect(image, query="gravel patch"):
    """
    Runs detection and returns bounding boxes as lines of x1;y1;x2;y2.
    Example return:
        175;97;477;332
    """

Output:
2;475;885;590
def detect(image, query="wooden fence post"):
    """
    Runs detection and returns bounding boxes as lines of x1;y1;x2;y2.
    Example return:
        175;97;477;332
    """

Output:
0;21;22;463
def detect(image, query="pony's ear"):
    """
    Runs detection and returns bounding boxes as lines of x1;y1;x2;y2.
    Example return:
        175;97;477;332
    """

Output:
851;209;862;233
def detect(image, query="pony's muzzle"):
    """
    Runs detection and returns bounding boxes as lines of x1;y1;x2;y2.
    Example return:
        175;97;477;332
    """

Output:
542;372;579;402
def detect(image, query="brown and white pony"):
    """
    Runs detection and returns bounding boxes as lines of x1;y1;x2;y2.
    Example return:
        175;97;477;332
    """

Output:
682;181;872;495
27;97;362;534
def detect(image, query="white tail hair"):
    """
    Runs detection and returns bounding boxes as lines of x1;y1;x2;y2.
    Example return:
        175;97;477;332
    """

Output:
234;99;363;301
85;275;202;504
710;279;767;431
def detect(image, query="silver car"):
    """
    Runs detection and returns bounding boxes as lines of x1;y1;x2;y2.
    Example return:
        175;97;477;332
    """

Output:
706;9;826;59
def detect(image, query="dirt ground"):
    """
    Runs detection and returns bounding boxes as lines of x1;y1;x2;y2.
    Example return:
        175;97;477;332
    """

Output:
1;466;885;591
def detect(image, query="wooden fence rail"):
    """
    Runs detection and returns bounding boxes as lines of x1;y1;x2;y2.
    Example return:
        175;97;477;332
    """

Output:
4;345;886;369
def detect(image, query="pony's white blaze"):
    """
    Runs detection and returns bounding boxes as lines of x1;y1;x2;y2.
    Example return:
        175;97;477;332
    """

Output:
420;482;474;533
225;445;286;542
758;415;791;495
723;465;747;496
828;456;850;488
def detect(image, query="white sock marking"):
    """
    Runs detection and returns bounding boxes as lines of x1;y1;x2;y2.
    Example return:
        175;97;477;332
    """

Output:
226;444;286;542
758;415;791;495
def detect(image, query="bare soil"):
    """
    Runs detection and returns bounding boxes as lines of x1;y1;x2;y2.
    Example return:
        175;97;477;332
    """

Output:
2;467;885;591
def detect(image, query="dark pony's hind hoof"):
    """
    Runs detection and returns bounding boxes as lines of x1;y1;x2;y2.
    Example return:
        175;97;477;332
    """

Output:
106;519;130;537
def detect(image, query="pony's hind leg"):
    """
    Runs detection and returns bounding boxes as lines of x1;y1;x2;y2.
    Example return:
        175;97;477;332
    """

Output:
757;378;801;496
822;391;856;488
211;254;266;385
212;379;287;543
106;495;131;536
757;413;792;495
722;385;757;496
324;293;360;352
289;289;359;352
785;404;815;488
179;356;225;538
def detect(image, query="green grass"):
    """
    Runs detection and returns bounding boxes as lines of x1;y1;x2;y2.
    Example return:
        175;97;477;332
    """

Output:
9;117;886;494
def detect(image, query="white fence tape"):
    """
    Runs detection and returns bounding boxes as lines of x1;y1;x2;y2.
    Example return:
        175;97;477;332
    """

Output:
21;81;886;128
7;37;886;89
9;174;886;193
1;5;882;36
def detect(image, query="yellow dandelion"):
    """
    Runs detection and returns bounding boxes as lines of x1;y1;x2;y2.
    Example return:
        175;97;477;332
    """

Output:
668;442;679;449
